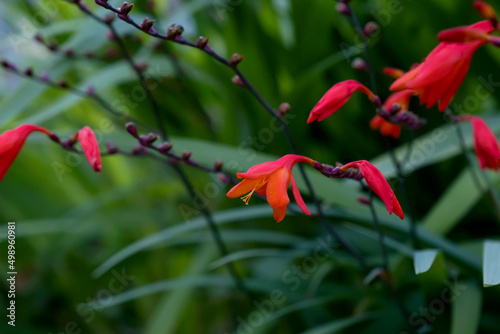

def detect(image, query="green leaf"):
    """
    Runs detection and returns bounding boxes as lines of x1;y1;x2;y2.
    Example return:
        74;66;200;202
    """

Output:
300;314;376;334
414;249;440;274
450;281;482;334
483;240;500;287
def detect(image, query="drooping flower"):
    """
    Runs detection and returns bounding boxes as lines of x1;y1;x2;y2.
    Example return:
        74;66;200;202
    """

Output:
370;90;415;139
77;126;102;172
340;160;404;219
464;116;500;170
0;124;52;181
307;80;375;123
390;20;495;111
226;154;314;222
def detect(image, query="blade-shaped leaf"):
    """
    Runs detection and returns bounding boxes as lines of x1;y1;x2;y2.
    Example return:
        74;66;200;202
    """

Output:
483;240;500;287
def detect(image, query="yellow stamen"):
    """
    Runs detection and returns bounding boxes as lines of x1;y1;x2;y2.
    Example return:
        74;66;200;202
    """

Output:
240;179;267;205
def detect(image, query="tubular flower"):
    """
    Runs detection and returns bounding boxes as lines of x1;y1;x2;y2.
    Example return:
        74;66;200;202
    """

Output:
226;154;314;222
77;126;102;172
0;124;52;181
307;80;375;123
464;116;500;170
390;21;495;111
382;67;406;79
341;160;404;219
369;90;415;139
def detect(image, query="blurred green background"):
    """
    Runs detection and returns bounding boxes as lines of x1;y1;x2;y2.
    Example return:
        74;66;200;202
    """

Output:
1;0;500;333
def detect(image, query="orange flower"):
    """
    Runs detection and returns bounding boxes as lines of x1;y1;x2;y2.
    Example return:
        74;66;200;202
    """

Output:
341;160;404;219
77;126;102;172
308;80;375;123
0;124;52;181
465;116;500;170
390;21;495;111
369;90;415;139
226;155;314;222
382;67;405;79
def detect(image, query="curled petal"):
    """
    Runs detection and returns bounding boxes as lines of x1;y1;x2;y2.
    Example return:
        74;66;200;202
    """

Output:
266;168;290;209
290;174;310;216
468;116;500;170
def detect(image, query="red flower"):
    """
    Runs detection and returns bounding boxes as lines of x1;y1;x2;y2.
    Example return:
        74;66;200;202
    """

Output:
369;90;415;139
308;80;375;123
0;124;52;181
341;160;404;219
466;116;500;170
77;126;102;172
390;21;495;111
226;154;314;222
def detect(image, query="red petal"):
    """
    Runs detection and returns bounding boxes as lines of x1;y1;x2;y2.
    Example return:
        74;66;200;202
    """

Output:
77;126;102;172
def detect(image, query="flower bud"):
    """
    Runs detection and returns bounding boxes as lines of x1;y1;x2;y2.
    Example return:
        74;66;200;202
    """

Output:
335;3;351;16
357;195;371;206
106;141;119;154
95;0;108;6
218;174;230;184
49;133;61;143
312;161;324;171
64;49;75;57
139;133;158;146
351;58;369;71
278;102;291;116
141;18;155;32
231;75;246;88
126;122;138;137
135;61;148;72
104;13;115;25
214;160;223;172
229;53;244;67
24;67;34;77
157;142;173;153
57;80;69;89
132;144;148;156
196;36;209;49
372;96;382;108
120;2;134;15
166;24;184;40
388;103;402;115
86;86;96;96
181;151;192;161
0;60;15;70
364;21;379;37
34;34;44;44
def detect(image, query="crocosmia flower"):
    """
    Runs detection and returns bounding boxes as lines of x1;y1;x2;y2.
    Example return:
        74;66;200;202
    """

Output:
390;21;495;111
0;124;52;181
370;90;415;139
308;80;375;123
226;154;314;222
341;160;404;219
464;116;500;170
77;126;102;172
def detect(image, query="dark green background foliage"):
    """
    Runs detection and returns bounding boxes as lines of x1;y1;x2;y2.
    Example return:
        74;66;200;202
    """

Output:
1;0;500;333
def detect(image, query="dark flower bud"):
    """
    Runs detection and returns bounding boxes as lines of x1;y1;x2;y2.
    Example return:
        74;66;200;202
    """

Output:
0;60;15;70
389;103;402;115
214;160;223;172
34;34;44;44
357;195;371;206
49;133;60;143
106;141;119;154
95;0;108;6
166;24;184;40
231;75;246;88
141;18;155;32
86;86;95;96
351;58;369;71
322;165;335;175
57;80;69;89
139;133;158;146
157;142;173;153
229;53;244;67
196;36;209;49
378;107;390;119
40;72;50;82
84;51;94;59
132;144;148;156
372;96;382;108
104;13;115;25
126;122;138;137
278;103;291;116
181;151;192;161
335;3;351;16
48;43;58;52
120;2;134;15
364;21;379;37
135;61;148;72
218;174;231;184
312;161;324;171
64;49;75;57
24;67;33;77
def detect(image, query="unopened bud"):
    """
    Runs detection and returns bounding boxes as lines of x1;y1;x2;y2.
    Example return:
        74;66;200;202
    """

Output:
364;21;379;37
139;133;158;146
126;122;138;137
219;174;230;184
120;2;134;15
0;60;15;70
389;103;402;115
351;58;369;71
49;133;60;143
141;18;155;32
34;34;44;44
232;75;246;88
86;86;95;96
57;80;69;89
278;102;291;116
132;144;148;156
104;13;115;25
312;161;324;171
95;0;108;6
64;49;75;57
357;196;371;206
48;43;58;52
196;36;209;49
157;142;173;153
84;51;94;59
229;53;244;67
135;61;148;72
166;24;184;40
372;96;382;108
335;3;351;16
214;160;223;172
181;151;192;161
106;141;119;154
24;67;33;77
40;72;50;82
